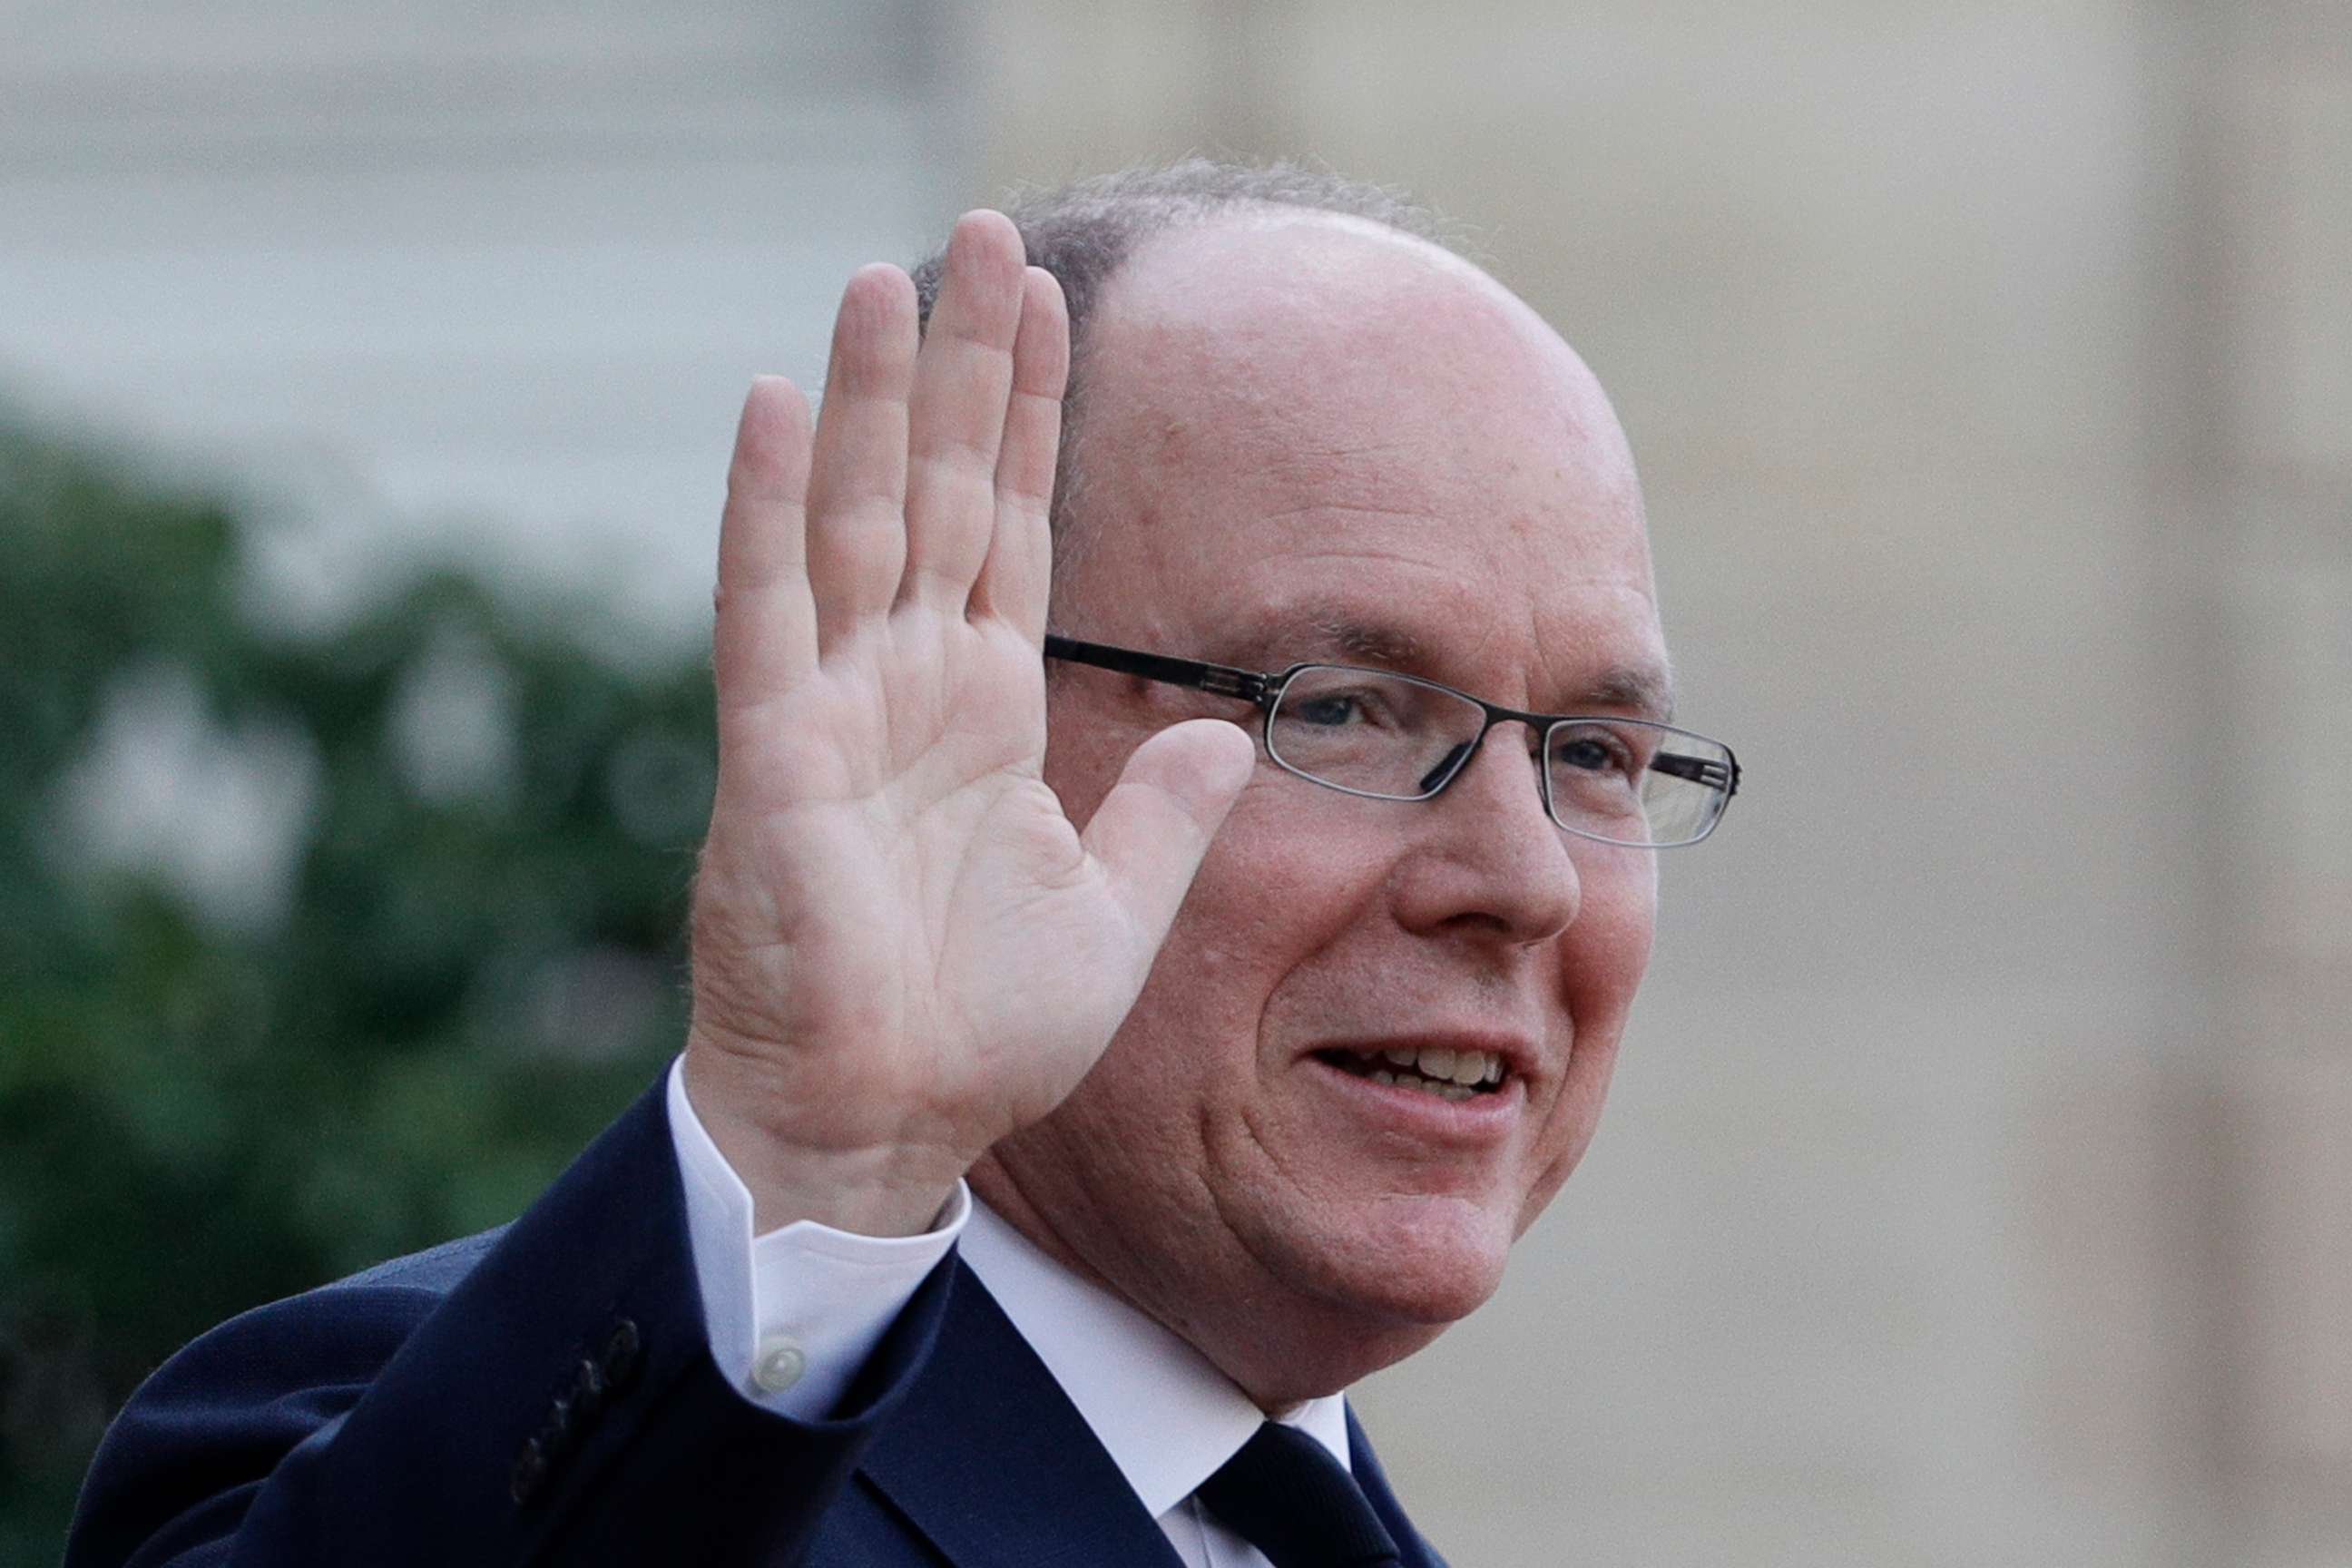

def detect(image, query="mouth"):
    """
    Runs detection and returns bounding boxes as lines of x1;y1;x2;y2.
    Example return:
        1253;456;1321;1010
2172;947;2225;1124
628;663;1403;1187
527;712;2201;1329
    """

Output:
1312;1044;1511;1103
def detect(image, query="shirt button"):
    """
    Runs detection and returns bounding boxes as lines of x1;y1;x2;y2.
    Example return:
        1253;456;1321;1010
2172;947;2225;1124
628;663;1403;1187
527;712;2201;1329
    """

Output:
753;1338;808;1394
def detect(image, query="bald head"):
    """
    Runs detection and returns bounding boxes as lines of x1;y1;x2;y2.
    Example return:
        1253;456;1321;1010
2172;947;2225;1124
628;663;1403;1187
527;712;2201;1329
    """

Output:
1058;210;1651;615
904;161;1654;658
910;161;1452;554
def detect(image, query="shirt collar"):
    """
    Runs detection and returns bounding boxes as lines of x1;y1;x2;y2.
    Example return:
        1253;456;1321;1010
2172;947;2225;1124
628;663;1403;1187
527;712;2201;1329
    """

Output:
957;1199;1351;1521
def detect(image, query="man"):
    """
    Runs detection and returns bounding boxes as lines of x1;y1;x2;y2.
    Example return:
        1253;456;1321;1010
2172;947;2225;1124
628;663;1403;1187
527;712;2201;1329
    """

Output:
67;162;1737;1566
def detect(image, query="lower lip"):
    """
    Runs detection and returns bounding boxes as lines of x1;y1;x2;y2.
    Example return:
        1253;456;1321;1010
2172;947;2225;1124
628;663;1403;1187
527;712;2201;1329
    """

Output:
1306;1054;1523;1144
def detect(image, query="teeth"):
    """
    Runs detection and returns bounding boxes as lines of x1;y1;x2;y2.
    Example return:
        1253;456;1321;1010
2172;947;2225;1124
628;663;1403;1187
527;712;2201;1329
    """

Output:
1346;1046;1507;1097
1415;1046;1503;1086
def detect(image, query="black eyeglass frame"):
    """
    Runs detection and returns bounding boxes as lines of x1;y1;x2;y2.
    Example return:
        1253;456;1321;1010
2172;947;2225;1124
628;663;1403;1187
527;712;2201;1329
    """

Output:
1043;634;1741;848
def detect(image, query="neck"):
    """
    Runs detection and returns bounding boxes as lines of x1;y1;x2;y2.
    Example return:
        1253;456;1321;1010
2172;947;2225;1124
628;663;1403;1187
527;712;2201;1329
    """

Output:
966;1152;1444;1411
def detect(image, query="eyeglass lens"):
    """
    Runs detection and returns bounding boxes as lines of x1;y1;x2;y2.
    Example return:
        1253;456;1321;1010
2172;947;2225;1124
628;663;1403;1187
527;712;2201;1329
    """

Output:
1265;665;1730;847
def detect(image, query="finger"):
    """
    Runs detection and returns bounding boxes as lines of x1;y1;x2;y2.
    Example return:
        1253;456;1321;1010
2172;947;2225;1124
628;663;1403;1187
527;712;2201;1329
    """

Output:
899;210;1029;611
970;267;1069;642
713;376;818;712
805;263;919;653
1079;720;1258;949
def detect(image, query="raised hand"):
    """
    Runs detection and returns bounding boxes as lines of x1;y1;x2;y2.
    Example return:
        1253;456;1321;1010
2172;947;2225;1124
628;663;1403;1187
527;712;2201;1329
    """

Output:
681;212;1256;1236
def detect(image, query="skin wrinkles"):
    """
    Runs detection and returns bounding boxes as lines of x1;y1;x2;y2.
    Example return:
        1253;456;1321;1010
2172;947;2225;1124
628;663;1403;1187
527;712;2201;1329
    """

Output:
972;211;1664;1406
1256;501;1434;525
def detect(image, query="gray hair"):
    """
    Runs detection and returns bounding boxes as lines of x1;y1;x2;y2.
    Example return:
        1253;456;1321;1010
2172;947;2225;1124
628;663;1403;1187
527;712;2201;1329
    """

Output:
908;159;1455;576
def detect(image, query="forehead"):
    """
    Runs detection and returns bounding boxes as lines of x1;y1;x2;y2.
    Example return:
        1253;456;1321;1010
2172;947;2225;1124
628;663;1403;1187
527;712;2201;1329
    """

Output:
1060;214;1667;711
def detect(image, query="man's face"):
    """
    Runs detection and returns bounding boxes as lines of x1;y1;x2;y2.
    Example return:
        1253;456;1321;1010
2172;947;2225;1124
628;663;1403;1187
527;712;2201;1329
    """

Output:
975;215;1666;1399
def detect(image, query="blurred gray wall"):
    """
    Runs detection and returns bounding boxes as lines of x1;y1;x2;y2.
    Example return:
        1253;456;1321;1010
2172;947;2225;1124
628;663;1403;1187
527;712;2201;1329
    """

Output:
1;0;969;639
7;2;2347;1564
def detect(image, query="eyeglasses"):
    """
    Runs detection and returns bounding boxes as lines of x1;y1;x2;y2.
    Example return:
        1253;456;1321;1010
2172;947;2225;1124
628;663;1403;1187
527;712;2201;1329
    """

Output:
1044;635;1740;849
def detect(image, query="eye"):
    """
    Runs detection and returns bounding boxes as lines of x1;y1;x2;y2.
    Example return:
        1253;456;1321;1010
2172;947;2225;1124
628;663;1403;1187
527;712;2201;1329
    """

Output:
1287;686;1398;730
1289;694;1353;727
1547;724;1642;778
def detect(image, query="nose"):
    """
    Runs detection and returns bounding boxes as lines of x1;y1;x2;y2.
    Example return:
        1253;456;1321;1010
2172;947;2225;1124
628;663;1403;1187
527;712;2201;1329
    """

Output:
1389;720;1582;945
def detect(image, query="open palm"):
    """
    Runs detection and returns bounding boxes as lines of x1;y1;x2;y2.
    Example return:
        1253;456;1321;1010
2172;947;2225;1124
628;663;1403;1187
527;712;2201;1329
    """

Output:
683;213;1253;1236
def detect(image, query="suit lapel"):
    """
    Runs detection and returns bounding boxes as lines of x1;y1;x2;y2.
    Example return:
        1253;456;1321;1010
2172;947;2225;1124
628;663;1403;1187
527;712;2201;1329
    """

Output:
1347;1404;1448;1568
858;1261;1186;1567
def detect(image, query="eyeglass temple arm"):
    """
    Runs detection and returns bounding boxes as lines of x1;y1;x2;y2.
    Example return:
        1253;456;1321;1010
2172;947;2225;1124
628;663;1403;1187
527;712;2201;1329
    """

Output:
1042;635;1278;706
1420;740;1738;799
1651;751;1740;797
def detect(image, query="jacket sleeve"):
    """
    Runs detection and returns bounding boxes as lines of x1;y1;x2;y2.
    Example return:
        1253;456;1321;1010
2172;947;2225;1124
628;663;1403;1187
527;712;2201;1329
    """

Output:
64;1078;956;1568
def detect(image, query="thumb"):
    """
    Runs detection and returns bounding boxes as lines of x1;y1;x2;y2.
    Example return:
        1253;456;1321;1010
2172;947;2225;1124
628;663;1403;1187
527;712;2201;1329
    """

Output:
1079;719;1256;946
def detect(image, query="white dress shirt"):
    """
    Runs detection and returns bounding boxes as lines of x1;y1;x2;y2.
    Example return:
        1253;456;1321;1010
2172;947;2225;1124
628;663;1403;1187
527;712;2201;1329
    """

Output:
667;1058;1353;1568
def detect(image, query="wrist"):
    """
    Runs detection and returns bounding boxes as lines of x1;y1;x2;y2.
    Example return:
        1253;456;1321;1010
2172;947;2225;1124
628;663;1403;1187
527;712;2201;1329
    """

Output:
681;1032;966;1238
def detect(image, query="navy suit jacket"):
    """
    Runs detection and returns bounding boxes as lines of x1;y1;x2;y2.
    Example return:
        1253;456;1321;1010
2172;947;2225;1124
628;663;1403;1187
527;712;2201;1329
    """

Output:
66;1079;1448;1566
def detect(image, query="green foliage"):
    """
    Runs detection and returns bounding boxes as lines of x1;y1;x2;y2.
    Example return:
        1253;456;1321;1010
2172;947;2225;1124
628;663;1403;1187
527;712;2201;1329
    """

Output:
0;426;717;1561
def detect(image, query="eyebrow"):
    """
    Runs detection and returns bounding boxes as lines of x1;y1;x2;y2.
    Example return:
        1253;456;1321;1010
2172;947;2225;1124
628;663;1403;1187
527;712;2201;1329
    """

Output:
1579;663;1678;725
1305;612;1428;668
1228;603;1679;724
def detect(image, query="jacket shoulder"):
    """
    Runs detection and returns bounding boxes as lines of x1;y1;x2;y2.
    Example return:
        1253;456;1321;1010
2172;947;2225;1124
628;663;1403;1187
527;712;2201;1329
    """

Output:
67;1075;956;1568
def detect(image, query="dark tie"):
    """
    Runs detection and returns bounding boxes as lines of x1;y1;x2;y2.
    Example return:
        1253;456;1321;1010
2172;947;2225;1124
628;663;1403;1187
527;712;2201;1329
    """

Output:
1196;1421;1404;1568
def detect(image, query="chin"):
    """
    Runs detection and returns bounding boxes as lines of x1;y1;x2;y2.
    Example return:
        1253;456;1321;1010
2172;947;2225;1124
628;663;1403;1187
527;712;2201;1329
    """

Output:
1269;1191;1517;1331
1205;1196;1512;1403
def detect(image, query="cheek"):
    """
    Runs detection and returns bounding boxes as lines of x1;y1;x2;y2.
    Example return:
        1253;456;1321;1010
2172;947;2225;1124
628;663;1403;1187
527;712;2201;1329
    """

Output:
1568;845;1658;1006
1158;789;1398;1014
1034;851;1297;1230
1096;789;1394;1121
1040;696;1135;831
1514;1048;1621;1236
1518;852;1656;1224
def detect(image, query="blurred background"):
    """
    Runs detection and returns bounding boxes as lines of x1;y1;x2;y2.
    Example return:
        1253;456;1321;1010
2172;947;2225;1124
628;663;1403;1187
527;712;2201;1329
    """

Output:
2;1;2346;1563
